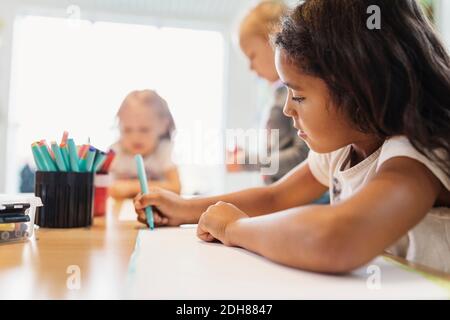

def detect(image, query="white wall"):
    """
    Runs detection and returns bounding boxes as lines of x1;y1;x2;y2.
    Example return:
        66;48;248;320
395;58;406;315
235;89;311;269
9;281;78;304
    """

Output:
0;2;15;193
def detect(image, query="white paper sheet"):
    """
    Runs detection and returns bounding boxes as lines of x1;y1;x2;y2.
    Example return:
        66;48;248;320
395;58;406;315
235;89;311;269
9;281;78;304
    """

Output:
125;227;449;299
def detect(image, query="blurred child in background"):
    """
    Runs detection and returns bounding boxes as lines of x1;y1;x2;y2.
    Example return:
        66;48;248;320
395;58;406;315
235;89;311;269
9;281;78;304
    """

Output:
228;1;310;185
108;89;181;199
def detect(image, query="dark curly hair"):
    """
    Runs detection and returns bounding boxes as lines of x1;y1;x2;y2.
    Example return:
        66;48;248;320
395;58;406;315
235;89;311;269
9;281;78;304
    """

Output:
273;0;450;177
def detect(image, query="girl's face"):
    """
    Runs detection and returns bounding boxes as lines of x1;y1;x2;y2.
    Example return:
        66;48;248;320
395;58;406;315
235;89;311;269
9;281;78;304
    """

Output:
240;35;279;83
118;102;165;156
275;48;364;153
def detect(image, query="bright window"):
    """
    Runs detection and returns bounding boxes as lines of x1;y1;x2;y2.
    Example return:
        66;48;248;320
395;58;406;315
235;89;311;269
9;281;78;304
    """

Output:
7;15;225;194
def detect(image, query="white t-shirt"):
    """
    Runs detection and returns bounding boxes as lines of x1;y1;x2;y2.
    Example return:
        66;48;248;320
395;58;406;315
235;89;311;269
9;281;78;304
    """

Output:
109;139;175;181
308;136;450;273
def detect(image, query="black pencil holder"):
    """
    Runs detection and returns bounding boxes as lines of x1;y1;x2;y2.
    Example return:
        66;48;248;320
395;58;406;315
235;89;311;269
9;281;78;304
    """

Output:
34;171;94;228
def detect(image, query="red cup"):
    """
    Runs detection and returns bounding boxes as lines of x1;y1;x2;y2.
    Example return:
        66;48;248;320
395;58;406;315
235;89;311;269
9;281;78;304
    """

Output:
93;174;111;217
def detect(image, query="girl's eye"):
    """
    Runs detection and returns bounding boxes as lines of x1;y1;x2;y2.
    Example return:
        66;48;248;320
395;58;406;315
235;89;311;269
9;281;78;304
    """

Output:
292;96;306;104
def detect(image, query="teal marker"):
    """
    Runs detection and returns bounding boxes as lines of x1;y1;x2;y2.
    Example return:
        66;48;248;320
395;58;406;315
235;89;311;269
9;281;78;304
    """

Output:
135;154;154;230
92;151;107;173
79;158;87;172
60;145;71;171
85;147;97;172
51;143;67;172
67;139;80;172
31;143;49;171
39;142;57;171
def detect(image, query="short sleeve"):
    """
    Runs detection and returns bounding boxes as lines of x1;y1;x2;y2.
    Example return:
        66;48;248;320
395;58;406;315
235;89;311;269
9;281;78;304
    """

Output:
377;136;450;191
307;150;330;187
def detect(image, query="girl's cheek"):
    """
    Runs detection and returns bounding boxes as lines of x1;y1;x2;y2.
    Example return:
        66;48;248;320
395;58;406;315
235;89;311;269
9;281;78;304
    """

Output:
120;135;130;145
282;96;296;118
294;104;307;125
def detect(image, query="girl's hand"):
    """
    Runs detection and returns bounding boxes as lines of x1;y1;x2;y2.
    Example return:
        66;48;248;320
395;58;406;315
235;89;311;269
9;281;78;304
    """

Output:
226;148;245;172
108;180;139;199
133;187;193;227
197;201;249;246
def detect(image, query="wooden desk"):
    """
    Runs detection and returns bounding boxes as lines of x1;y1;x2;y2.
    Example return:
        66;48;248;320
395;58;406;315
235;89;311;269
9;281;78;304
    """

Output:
0;199;140;299
0;199;448;299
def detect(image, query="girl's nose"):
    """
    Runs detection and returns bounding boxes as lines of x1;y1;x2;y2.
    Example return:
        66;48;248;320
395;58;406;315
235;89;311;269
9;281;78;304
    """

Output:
283;94;295;118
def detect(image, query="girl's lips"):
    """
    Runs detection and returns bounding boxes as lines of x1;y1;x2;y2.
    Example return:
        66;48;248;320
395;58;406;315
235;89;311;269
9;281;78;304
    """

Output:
297;130;308;139
293;123;307;139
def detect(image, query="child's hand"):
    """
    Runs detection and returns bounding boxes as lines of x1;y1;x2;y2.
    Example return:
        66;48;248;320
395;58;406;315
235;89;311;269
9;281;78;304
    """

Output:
197;201;248;246
108;180;139;199
226;148;245;172
133;187;191;227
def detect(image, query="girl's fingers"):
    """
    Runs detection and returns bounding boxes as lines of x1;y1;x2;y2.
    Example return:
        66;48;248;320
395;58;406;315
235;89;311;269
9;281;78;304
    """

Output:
153;212;163;224
137;211;169;227
137;213;148;225
197;223;215;242
154;212;170;226
134;195;145;215
135;192;162;209
199;232;215;242
135;192;169;226
135;208;145;217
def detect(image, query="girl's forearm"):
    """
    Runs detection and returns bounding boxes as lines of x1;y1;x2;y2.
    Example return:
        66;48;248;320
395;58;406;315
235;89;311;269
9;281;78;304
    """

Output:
186;162;328;220
187;186;278;218
225;206;349;273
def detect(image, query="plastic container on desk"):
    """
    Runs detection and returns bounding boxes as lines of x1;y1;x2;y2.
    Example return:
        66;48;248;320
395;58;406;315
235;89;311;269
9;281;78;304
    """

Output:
0;194;42;243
